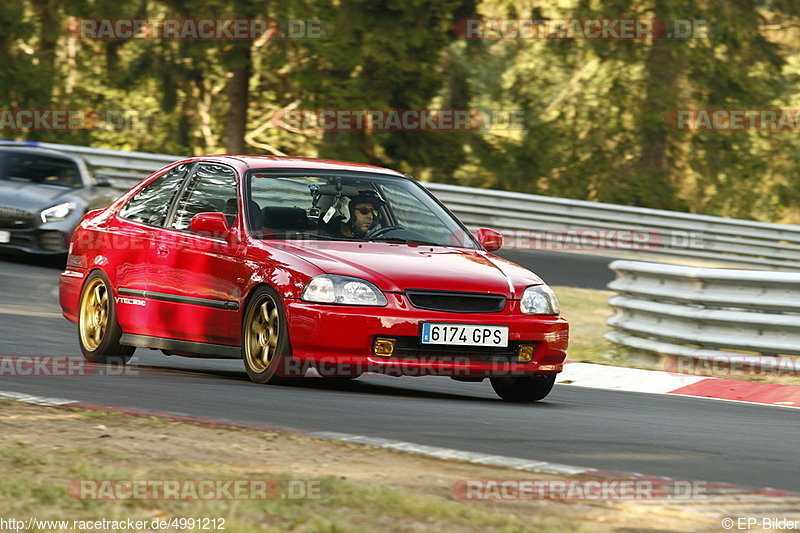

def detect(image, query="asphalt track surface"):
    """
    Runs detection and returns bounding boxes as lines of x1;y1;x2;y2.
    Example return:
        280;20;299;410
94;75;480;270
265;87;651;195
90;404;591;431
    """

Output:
0;251;797;493
495;250;617;289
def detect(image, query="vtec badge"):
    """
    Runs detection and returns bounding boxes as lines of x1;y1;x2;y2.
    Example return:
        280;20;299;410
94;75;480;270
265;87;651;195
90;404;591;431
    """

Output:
114;297;146;307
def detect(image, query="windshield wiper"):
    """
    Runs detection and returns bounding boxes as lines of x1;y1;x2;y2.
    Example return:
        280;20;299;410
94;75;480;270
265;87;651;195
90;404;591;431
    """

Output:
368;236;441;247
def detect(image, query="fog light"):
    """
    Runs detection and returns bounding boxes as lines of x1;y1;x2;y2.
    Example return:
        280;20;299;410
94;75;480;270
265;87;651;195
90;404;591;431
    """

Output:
517;344;535;363
373;338;396;357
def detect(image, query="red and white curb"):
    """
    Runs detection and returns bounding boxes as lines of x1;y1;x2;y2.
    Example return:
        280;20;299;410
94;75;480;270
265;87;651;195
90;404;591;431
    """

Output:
557;362;800;409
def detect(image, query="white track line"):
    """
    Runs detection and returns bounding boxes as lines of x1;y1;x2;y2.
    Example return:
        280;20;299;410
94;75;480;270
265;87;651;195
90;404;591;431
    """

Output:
0;390;78;406
309;431;597;476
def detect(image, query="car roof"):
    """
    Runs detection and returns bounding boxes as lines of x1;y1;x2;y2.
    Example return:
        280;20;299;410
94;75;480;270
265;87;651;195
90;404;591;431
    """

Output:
184;155;409;178
0;144;85;163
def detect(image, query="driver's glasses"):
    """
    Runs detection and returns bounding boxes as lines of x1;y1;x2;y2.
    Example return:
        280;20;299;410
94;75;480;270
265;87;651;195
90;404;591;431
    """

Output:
355;207;378;216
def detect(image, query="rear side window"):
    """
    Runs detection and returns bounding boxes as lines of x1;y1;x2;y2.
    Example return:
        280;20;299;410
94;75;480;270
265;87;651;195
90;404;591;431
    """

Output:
170;163;238;231
119;163;191;226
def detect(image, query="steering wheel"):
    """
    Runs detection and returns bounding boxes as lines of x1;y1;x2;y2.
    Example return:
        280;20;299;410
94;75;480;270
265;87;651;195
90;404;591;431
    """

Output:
367;225;404;239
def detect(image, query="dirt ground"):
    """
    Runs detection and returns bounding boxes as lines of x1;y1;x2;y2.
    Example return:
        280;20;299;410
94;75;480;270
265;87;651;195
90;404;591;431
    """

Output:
0;401;744;532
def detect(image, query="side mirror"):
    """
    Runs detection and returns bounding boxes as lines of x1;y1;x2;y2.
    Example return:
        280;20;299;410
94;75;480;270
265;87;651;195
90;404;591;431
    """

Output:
474;228;503;252
189;212;232;239
94;175;113;187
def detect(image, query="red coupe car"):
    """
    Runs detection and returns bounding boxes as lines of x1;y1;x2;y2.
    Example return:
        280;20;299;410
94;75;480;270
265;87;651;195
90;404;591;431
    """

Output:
59;156;569;401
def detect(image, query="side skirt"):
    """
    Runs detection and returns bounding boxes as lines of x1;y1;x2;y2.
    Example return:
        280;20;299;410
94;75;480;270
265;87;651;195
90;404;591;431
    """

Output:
120;333;242;359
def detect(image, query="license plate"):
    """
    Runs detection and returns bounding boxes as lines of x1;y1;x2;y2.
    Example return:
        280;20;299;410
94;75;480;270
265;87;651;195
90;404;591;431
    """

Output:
421;323;508;347
0;231;9;244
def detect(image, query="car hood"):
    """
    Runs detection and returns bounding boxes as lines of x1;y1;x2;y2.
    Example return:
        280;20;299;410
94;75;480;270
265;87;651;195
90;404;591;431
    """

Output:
0;181;77;210
266;240;544;298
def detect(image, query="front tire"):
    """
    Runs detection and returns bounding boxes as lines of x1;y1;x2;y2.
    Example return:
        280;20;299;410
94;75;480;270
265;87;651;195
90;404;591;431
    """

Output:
242;286;296;384
490;374;556;402
78;271;134;364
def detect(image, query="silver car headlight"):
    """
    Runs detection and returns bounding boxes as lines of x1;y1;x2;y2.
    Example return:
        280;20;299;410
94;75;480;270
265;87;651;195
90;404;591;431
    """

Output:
520;285;560;315
302;274;388;306
40;202;76;223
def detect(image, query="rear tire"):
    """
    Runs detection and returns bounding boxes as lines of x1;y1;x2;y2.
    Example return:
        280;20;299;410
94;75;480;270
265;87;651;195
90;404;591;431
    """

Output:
490;374;556;402
78;271;134;365
242;286;297;384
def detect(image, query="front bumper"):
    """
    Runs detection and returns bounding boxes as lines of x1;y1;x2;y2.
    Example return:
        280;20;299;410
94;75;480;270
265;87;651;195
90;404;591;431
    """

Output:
0;227;71;254
283;293;569;378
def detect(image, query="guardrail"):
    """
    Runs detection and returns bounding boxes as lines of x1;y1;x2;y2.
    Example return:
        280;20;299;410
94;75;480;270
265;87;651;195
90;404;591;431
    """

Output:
605;260;800;364
426;183;800;271
30;141;180;183
5;139;800;270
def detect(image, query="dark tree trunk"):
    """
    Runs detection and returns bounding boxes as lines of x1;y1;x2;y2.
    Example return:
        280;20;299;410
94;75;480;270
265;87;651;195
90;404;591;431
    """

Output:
640;38;672;179
224;43;252;154
32;0;58;104
637;0;681;209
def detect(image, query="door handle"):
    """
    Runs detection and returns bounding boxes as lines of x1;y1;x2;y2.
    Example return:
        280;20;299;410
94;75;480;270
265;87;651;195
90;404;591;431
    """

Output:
156;246;169;256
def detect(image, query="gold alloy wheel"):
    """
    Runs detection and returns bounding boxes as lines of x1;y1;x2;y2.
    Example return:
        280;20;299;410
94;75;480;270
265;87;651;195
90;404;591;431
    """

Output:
244;295;280;373
79;278;109;352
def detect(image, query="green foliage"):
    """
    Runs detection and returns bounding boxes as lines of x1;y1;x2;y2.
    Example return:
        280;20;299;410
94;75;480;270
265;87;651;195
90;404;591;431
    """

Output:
3;0;800;221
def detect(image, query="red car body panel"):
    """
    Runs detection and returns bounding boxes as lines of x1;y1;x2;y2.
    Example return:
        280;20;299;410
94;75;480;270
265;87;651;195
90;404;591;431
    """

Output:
59;155;569;379
262;240;541;296
284;299;568;377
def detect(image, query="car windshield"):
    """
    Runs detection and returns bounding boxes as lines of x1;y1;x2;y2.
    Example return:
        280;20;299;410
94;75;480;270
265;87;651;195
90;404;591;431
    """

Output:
246;169;478;249
0;151;82;188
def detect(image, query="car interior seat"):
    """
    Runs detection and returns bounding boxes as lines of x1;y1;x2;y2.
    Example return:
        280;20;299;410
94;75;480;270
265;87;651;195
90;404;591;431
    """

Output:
222;198;239;226
248;200;264;230
261;206;309;231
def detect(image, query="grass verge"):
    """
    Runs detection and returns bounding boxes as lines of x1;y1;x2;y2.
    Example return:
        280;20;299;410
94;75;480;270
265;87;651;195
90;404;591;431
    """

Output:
0;403;718;533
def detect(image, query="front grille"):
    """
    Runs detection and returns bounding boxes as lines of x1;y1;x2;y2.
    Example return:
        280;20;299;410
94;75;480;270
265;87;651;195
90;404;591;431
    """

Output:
405;290;506;313
390;336;526;364
0;206;35;229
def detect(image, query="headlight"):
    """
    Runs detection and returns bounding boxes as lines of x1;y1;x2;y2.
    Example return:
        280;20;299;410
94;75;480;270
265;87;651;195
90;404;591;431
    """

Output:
520;285;559;315
302;274;388;306
40;202;76;223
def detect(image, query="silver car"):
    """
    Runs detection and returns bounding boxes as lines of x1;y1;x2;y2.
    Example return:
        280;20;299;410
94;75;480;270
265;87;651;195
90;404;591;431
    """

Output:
0;145;119;255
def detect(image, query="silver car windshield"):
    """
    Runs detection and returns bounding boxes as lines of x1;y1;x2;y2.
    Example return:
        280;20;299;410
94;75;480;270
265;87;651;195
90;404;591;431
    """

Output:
0;151;82;188
246;169;478;249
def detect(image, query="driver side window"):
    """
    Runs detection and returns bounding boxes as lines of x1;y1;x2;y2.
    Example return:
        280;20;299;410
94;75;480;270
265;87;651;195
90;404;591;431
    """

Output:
170;164;238;231
378;183;450;241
